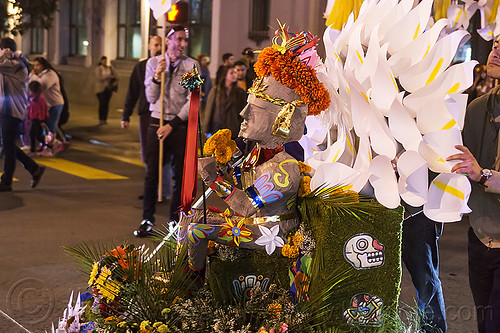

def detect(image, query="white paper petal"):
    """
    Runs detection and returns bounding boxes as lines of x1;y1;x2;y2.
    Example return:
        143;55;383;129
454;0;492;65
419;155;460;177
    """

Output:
369;155;400;209
388;18;448;77
388;93;422;151
356;24;380;84
397;150;428;207
403;60;478;116
311;162;363;192
418;128;463;173
370;44;399;116
399;30;469;93
346;72;371;136
369;104;397;160
299;136;320;161
382;0;433;55
424;173;471;222
477;25;495;41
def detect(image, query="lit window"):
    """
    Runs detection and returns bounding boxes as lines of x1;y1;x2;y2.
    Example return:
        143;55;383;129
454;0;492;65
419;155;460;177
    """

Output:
70;0;87;56
117;0;141;59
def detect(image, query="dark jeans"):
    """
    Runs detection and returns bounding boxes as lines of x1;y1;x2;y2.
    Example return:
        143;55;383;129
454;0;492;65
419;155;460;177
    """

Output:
139;112;150;163
1;116;39;186
96;88;113;121
468;227;500;333
29;119;45;152
143;120;187;222
402;212;446;332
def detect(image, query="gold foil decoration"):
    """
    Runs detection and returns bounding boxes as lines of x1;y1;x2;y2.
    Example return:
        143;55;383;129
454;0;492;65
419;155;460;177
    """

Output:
247;78;304;139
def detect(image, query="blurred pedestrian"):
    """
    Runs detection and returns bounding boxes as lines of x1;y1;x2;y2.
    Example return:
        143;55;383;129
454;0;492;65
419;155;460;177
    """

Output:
466;64;495;103
27;81;49;155
215;52;234;85
134;25;198;237
30;57;68;156
29;57;64;137
234;60;247;91
95;56;117;125
447;34;500;333
203;64;246;139
121;36;172;200
122;36;162;162
0;38;45;191
197;53;212;114
239;47;257;88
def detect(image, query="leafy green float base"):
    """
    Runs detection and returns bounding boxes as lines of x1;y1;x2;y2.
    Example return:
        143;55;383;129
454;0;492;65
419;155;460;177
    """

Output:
63;187;406;332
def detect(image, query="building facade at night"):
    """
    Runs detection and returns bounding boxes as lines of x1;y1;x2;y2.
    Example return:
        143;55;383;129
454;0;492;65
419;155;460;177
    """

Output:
14;0;327;108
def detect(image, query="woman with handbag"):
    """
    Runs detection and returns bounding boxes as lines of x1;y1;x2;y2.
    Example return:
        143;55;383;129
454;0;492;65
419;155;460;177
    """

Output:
94;55;117;125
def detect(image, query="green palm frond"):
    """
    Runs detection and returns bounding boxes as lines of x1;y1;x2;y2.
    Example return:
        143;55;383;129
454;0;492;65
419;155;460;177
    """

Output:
300;183;382;221
63;242;115;272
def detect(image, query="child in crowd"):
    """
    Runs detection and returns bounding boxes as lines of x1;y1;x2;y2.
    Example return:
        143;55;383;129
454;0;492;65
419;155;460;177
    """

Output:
27;81;49;155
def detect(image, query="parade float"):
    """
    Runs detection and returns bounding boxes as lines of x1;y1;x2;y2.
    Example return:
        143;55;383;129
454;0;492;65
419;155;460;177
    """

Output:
53;0;477;332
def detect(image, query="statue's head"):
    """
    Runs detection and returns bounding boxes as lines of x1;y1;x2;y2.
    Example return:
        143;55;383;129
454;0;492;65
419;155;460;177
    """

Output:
238;24;330;148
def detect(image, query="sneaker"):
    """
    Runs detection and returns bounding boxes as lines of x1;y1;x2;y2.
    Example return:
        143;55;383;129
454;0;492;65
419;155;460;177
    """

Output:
133;219;154;238
31;166;46;188
51;139;63;155
0;182;12;192
57;142;70;154
20;145;30;153
40;147;53;157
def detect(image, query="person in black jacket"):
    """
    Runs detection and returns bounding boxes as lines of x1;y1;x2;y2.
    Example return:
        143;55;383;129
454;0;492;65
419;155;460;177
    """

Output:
121;36;162;162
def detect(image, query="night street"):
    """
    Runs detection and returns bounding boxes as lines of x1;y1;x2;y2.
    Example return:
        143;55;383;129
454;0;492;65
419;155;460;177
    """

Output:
0;103;477;332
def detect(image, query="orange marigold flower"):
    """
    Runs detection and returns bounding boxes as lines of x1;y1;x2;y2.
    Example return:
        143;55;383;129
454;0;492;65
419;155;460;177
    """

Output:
254;47;329;115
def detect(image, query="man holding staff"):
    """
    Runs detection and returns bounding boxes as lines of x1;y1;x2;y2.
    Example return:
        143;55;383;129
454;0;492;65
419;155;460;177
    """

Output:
134;25;198;237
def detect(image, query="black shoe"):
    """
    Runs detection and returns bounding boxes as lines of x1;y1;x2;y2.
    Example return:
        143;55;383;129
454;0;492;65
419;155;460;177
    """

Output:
31;166;46;188
0;183;12;192
133;219;154;238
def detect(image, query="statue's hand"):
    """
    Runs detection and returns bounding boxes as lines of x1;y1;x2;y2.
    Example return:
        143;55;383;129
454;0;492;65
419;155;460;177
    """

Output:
198;156;218;185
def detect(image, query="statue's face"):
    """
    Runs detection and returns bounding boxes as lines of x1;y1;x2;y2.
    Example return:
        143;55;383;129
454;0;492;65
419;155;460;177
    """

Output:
239;76;307;148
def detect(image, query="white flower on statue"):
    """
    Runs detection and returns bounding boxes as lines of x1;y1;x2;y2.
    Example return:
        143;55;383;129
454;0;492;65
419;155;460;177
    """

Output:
255;225;284;255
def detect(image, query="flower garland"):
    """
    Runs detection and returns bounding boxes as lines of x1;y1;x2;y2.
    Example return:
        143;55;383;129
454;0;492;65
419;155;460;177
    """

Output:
254;46;330;115
203;128;237;164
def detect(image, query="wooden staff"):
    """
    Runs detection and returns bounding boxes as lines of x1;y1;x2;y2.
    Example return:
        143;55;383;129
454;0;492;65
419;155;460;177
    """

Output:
158;15;167;202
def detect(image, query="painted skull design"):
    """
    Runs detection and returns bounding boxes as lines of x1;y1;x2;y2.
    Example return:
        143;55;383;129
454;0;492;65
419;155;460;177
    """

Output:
343;233;385;270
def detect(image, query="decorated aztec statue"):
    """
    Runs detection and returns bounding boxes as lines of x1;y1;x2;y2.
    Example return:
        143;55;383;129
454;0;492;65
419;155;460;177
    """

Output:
177;21;404;331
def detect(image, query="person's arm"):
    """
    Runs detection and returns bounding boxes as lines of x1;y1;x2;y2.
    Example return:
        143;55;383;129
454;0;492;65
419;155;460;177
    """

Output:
198;155;300;217
482;171;500;193
145;56;165;105
448;144;500;193
122;63;141;125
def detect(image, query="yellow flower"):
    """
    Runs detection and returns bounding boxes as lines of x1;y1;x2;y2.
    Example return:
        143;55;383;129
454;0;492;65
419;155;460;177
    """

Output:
292;232;304;247
268;303;283;318
95;265;112;287
140;320;152;331
97;279;122;302
157;324;171;333
117;321;128;328
88;262;99;286
153;322;163;328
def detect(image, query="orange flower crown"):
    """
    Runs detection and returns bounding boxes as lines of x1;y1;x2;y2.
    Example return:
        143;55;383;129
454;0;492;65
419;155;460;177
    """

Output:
254;24;330;115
